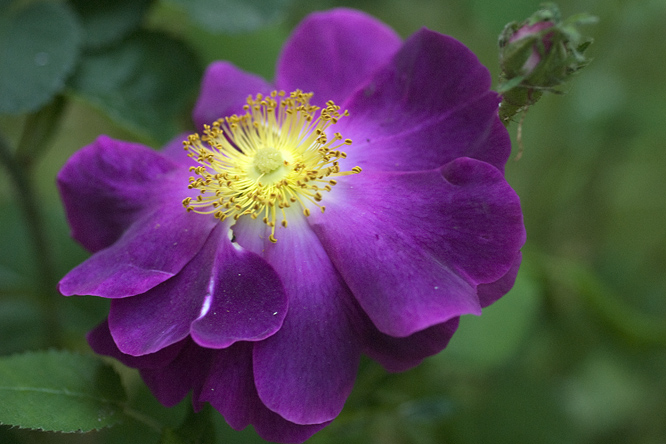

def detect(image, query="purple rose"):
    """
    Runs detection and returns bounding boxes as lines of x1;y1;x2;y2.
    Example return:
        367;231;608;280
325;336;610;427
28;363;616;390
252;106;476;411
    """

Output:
58;8;525;443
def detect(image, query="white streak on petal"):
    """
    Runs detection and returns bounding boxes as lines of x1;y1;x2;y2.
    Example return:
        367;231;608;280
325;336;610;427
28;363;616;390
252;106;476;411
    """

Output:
197;278;214;319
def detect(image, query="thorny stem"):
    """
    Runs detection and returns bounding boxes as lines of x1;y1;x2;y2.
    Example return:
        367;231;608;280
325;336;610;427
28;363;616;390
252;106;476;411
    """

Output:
0;119;62;347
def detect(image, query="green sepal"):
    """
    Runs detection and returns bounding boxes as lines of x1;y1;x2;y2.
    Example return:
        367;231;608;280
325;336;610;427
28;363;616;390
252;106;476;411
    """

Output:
497;3;597;125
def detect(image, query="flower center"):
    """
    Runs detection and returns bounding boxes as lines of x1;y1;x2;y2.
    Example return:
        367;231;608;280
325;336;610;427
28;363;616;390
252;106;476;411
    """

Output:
182;90;362;243
253;147;284;175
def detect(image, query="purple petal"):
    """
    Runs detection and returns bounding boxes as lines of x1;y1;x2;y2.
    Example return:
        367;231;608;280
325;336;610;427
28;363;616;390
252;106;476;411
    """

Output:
477;252;522;308
192;62;273;130
275;8;401;108
234;214;361;425
159;133;196;167
58;201;216;298
361;317;460;373
141;340;214;407
309;158;525;337
336;28;508;173
465;117;513;175
107;224;224;356
87;319;186;369
108;223;287;355
57;136;180;253
189;233;288;349
200;342;329;443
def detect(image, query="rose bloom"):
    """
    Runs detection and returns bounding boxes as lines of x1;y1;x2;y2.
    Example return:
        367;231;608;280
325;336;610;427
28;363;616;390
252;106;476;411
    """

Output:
58;8;525;443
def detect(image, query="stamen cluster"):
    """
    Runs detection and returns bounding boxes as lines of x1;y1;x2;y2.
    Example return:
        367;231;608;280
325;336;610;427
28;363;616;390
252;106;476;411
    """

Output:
182;90;361;242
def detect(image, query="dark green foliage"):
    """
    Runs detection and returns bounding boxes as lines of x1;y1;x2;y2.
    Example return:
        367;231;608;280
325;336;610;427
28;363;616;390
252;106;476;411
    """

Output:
0;350;128;432
68;30;202;144
0;2;81;113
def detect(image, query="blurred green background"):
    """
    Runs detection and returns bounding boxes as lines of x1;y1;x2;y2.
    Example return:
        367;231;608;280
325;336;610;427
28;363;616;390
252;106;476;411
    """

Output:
1;0;665;443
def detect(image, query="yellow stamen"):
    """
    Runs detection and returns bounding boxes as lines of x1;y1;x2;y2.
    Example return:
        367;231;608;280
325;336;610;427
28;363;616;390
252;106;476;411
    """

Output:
182;90;361;242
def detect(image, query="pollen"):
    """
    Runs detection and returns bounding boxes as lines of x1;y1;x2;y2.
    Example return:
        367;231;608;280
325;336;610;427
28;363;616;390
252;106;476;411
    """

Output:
182;90;361;243
253;147;284;174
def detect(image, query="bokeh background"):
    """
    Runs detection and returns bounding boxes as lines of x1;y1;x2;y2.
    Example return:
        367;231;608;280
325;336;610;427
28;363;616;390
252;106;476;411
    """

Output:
1;0;665;443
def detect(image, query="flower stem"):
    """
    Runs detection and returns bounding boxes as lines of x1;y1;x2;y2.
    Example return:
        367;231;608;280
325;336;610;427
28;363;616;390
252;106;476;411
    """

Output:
0;126;62;348
498;87;543;127
535;251;666;347
15;95;66;169
122;406;164;434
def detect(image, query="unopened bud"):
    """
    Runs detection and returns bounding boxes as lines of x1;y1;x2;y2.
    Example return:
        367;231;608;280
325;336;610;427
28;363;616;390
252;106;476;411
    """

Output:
504;21;557;79
498;3;596;126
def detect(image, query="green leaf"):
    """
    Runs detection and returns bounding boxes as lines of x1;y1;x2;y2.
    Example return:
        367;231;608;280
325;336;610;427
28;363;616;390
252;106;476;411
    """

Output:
167;0;293;34
160;404;216;444
0;350;129;432
70;0;153;50
0;2;82;114
68;30;202;144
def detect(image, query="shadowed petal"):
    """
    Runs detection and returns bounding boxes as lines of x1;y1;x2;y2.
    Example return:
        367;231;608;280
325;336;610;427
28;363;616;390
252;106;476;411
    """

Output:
276;8;401;108
192;62;273;131
57;135;181;253
141;340;214;407
200;342;330;444
310;158;525;337
234;214;361;425
91;324;213;410
87;319;186;369
477;252;522;308
361;317;460;373
337;28;509;173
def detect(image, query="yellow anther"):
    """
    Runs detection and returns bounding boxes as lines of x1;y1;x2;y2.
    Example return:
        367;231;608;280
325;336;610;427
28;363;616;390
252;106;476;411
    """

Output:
182;90;361;242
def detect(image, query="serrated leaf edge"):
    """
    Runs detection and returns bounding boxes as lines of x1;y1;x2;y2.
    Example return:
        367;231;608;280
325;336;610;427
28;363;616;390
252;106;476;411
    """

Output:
0;349;128;433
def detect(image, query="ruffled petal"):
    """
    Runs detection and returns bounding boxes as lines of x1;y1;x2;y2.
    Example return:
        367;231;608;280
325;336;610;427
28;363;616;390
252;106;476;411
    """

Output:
309;157;525;337
336;28;508;173
275;8;401;108
192;62;273;130
58;200;216;298
477;252;522;308
360;317;460;373
107;224;223;356
108;222;287;355
200;342;329;444
57;135;180;253
234;214;361;425
87;319;186;369
140;340;214;407
91;326;212;409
